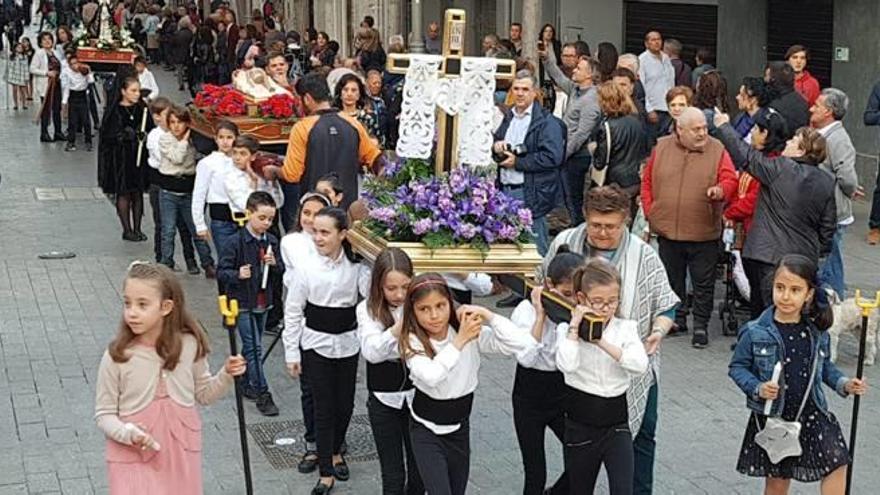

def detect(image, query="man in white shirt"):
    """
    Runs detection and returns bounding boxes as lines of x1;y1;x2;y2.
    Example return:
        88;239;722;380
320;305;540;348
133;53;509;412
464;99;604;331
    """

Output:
638;31;675;147
61;52;95;152
135;56;160;101
811;88;861;298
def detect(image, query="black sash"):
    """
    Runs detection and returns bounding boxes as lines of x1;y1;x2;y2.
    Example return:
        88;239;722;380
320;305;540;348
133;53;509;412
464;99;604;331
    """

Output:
366;360;412;393
208;203;233;222
412;389;474;426
304;302;357;335
565;386;628;428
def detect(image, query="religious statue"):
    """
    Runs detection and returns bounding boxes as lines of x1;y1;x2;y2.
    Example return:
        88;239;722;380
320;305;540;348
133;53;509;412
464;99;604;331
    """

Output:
232;68;293;101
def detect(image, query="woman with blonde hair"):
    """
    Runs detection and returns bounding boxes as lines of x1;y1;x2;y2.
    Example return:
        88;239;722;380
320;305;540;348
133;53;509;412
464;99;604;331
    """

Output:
590;81;647;207
356;27;386;73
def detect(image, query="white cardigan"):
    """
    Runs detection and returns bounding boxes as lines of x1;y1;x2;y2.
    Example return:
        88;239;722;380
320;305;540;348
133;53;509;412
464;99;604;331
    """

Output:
29;49;52;99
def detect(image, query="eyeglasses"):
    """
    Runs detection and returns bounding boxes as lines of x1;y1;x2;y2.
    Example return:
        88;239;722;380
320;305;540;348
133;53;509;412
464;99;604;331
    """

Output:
587;222;622;234
587;298;619;311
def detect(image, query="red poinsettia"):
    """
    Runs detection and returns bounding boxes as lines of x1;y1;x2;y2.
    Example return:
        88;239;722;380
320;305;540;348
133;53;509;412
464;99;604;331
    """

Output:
193;85;247;116
258;93;305;119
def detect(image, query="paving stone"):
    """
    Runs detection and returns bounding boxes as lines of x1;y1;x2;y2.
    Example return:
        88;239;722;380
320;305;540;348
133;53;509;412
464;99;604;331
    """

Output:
25;472;59;494
57;478;93;495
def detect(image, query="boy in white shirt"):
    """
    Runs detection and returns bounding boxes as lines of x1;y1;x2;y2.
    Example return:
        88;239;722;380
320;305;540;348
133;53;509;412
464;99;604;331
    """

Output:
61;51;95;152
135;56;160;101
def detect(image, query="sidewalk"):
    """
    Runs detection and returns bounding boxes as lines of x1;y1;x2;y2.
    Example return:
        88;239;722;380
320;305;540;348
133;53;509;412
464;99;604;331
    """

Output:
0;65;878;495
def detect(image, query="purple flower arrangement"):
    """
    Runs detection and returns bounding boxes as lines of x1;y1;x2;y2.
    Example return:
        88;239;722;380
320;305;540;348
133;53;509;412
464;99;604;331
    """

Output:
362;159;534;253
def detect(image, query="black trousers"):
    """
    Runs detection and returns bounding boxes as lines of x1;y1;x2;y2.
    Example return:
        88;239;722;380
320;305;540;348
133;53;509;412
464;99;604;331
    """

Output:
367;394;424;495
66;91;91;145
40;84;63;136
743;257;775;319
302;349;358;477
657;237;719;330
512;365;569;495
564;152;592;226
564;418;633;495
410;419;470;495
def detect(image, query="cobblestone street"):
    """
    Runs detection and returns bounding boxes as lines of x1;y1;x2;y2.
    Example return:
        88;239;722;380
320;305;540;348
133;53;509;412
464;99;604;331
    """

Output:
0;68;879;495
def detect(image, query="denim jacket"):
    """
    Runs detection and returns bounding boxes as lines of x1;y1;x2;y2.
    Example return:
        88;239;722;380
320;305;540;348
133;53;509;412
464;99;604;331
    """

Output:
728;307;849;417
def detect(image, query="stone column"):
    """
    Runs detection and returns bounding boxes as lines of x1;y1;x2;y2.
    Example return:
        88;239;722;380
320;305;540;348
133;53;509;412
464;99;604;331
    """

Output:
521;0;539;67
410;0;425;52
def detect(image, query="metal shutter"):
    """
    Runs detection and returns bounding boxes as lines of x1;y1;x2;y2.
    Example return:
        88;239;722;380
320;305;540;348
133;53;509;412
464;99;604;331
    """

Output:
623;1;718;68
766;0;833;88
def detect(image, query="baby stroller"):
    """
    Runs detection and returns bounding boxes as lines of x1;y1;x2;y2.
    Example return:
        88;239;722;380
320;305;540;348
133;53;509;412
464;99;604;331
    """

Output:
717;226;741;337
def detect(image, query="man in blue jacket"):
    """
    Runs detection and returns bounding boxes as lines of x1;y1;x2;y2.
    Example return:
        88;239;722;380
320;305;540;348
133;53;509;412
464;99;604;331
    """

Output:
863;80;880;245
493;70;566;307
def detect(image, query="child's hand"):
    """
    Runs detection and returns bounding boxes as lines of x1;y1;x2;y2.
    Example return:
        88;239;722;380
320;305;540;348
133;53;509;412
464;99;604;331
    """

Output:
239;264;252;279
845;378;868;395
759;381;780;400
530;286;544;317
389;320;402;338
453;312;482;349
287;362;302;378
569;305;589;339
263;251;276;266
224;354;247;376
127;423;160;451
456;304;492;323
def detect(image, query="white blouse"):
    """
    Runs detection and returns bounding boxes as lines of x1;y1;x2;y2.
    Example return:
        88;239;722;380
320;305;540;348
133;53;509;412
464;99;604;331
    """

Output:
442;273;493;297
280;231;317;288
146;127;167;170
509;300;561;372
282;251;370;363
357;303;413;409
225;167;285;214
191;151;235;233
555;317;648;397
405;315;536;435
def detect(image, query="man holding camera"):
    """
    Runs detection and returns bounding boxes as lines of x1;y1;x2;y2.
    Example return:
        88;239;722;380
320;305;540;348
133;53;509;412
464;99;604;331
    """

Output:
493;70;566;262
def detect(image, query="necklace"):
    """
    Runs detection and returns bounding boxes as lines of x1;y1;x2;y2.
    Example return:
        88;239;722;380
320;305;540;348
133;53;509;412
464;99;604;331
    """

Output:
120;104;136;122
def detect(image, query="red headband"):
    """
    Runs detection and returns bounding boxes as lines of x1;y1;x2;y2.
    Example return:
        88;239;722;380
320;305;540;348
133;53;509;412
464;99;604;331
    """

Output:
407;278;448;293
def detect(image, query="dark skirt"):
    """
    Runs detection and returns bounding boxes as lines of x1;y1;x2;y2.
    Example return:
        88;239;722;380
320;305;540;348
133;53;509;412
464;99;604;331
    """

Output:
736;402;850;482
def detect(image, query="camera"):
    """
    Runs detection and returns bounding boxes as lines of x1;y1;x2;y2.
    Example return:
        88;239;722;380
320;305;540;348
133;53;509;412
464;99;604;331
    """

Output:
493;143;528;163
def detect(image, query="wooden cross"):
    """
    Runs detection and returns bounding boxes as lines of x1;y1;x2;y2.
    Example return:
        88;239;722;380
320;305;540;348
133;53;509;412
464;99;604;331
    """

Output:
387;9;517;175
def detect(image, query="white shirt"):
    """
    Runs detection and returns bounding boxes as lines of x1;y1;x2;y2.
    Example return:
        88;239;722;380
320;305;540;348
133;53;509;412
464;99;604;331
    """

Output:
191;152;235;233
405;316;536;435
357;303;414;409
138;68;160;100
280;231;318;288
442;273;493;297
817;121;855;226
282;251;370;363
500;106;532;185
509;300;560;372
225;167;285;213
638;50;675;113
555;317;648;397
60;66;93;104
146;127;168;170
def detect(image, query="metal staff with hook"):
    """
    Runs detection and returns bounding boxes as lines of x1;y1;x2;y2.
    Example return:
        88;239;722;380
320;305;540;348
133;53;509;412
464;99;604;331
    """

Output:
844;289;880;495
219;295;254;495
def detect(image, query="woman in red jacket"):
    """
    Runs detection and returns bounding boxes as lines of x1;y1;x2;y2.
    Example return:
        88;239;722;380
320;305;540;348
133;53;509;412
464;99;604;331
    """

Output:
786;45;820;106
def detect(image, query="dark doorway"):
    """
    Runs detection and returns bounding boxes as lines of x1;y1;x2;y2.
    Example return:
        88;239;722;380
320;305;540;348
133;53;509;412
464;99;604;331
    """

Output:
766;0;833;88
623;1;718;68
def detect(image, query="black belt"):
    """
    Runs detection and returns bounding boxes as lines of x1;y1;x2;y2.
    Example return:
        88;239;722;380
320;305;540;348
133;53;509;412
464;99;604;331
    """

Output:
366;360;412;393
412;389;474;426
565;387;627;428
208;203;233;222
304;302;357;335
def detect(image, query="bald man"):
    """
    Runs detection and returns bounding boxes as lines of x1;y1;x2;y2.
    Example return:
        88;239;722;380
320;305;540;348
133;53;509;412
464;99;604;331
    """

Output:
640;108;738;348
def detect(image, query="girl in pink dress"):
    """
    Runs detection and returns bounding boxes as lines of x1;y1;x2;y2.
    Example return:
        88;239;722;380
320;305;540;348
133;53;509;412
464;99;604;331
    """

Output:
95;262;246;494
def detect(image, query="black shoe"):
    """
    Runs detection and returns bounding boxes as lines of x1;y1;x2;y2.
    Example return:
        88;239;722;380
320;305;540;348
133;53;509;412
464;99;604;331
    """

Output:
298;451;319;473
185;259;200;275
40;134;54;142
667;323;688;336
134;231;148;242
64;143;76;152
85;142;93;152
122;231;140;242
496;293;523;308
692;328;708;349
311;480;334;495
256;392;279;416
53;133;67;141
332;456;349;481
241;387;259;401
